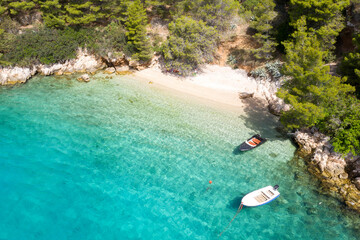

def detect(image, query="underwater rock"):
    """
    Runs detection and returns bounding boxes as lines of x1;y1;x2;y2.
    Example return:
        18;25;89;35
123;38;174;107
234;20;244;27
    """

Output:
77;74;90;82
104;67;115;74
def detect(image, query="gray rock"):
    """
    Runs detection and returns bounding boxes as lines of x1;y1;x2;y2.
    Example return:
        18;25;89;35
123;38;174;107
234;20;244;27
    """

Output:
104;67;115;74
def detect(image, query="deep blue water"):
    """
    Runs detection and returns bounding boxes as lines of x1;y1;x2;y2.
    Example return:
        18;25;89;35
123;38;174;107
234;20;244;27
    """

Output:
0;74;359;240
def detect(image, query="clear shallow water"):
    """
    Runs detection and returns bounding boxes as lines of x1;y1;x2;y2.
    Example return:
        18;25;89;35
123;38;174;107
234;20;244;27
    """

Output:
0;74;359;240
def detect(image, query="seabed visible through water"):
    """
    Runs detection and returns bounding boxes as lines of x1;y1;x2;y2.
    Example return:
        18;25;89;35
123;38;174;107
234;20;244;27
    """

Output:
0;74;359;239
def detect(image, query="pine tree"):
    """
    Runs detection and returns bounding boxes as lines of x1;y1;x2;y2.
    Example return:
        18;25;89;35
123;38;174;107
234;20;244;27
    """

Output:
339;33;360;97
278;17;354;129
250;0;278;60
161;16;218;75
125;0;152;62
289;0;350;52
173;0;240;31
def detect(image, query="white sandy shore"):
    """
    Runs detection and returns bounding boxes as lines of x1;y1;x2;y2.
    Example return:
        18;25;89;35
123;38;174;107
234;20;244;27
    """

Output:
130;64;263;109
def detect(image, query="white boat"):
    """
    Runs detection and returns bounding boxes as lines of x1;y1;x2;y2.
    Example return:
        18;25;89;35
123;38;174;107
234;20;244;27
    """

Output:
242;185;280;207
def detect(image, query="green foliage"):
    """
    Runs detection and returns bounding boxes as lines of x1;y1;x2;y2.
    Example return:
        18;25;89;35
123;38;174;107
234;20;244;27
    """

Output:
250;60;282;79
265;60;282;78
0;17;19;65
279;18;352;127
250;67;267;78
331;99;360;155
289;0;350;52
0;0;131;28
92;22;127;57
241;0;260;11
161;16;218;75
125;0;152;62
339;34;360;97
2;27;94;66
227;54;237;66
278;17;358;154
2;0;36;15
174;0;240;31
249;0;278;60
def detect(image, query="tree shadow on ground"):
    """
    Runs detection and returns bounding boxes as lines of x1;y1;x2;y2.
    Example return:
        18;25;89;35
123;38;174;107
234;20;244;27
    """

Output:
238;98;281;140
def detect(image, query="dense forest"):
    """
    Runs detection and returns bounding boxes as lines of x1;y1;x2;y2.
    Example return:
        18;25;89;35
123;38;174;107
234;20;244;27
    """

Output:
1;0;360;155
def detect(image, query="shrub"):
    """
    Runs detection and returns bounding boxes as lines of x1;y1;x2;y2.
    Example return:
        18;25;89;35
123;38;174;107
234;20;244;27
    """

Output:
174;0;240;31
92;22;127;58
250;67;267;79
161;16;218;75
265;60;282;78
227;54;237;66
3;27;95;66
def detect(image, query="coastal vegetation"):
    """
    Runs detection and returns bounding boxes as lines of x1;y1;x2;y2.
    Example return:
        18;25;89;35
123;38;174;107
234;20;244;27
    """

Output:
1;0;360;155
161;16;218;74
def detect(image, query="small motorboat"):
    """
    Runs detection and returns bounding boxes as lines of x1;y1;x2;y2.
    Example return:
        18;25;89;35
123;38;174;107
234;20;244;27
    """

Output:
238;134;267;151
242;185;280;207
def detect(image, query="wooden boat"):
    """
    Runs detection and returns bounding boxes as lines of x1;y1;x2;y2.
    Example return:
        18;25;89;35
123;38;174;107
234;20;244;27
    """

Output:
238;134;267;151
242;185;280;207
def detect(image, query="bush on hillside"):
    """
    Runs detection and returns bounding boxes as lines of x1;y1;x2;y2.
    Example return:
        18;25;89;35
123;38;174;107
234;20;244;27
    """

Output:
161;16;218;75
2;27;95;66
174;0;240;31
92;22;127;58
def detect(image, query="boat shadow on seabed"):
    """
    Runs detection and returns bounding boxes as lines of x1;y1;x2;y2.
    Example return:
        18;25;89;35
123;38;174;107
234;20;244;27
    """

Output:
232;146;243;155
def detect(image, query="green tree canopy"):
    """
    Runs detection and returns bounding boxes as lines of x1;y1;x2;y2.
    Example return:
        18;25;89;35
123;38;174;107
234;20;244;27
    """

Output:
339;33;360;97
0;0;131;28
125;0;153;62
278;17;359;154
161;16;218;75
249;0;278;60
289;0;350;52
173;0;240;31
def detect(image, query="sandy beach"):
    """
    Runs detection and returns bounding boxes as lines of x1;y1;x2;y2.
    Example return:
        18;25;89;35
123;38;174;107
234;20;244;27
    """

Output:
130;64;263;109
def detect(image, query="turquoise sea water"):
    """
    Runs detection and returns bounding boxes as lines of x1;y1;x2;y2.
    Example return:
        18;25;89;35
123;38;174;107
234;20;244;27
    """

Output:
0;74;359;240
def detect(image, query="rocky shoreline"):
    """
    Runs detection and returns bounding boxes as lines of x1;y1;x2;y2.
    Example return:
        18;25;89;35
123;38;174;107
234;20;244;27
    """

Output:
295;129;360;212
0;49;153;86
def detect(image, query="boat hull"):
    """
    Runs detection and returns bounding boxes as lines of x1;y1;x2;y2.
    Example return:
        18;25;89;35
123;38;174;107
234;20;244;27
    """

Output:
238;134;267;151
242;186;280;207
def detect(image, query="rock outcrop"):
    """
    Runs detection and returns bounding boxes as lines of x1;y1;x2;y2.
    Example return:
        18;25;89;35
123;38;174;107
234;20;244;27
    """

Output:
38;49;105;76
294;129;360;212
255;78;290;115
250;64;291;116
0;67;37;85
1;49;105;85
